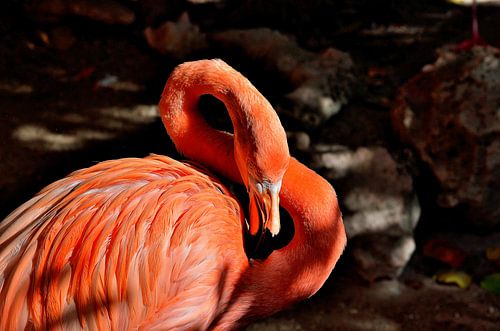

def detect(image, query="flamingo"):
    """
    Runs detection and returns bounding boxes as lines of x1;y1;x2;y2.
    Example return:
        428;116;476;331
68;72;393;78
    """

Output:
0;59;346;330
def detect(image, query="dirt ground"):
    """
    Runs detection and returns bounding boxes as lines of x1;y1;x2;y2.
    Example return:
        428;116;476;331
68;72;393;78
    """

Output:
0;1;499;330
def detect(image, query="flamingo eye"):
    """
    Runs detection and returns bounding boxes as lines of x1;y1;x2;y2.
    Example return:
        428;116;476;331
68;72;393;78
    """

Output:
255;182;263;194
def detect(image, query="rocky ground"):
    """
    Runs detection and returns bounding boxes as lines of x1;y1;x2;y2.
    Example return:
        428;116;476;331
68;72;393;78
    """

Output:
0;0;499;329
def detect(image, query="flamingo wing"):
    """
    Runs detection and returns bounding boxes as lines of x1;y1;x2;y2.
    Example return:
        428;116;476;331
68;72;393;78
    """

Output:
0;155;246;330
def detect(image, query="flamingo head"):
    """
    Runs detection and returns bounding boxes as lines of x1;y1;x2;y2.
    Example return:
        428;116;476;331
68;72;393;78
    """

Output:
248;178;282;237
233;116;290;238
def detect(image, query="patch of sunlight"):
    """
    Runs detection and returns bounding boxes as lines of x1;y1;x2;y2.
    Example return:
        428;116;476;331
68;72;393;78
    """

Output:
246;317;303;331
12;104;159;151
103;104;159;124
96;74;144;92
108;81;144;92
315;145;376;178
13;124;114;151
0;82;33;94
367;280;404;300
362;24;425;36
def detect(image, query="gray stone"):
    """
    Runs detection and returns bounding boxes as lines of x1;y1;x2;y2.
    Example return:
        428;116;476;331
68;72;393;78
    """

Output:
210;29;358;127
351;234;416;282
286;131;311;151
392;45;500;226
312;145;420;281
144;13;208;59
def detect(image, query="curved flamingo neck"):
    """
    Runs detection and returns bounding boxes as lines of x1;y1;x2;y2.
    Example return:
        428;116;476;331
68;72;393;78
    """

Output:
216;158;346;328
159;59;285;184
253;158;345;311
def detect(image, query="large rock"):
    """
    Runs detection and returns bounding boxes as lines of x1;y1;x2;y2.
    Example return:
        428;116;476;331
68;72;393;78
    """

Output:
144;13;208;59
392;45;500;227
210;28;358;127
312;145;420;281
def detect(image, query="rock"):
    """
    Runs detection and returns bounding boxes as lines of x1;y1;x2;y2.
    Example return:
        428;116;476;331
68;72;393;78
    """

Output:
210;28;358;127
392;45;500;227
286;131;311;151
144;12;208;59
133;0;185;27
312;145;420;237
312;145;420;281
26;0;135;25
351;234;416;282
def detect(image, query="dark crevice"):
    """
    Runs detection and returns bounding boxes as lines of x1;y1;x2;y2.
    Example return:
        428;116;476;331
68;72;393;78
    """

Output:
244;207;295;260
198;94;234;133
225;180;295;260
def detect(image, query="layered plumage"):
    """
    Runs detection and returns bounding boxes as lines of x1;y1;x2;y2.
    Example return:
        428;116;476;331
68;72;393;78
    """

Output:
0;156;248;329
0;59;346;330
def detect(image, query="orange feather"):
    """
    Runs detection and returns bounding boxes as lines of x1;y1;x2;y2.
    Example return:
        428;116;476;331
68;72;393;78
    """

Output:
0;59;346;330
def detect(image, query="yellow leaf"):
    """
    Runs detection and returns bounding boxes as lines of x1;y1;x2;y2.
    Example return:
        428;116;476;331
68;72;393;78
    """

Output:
434;271;472;289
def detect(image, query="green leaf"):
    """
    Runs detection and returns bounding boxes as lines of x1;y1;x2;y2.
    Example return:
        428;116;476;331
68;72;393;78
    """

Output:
480;273;500;295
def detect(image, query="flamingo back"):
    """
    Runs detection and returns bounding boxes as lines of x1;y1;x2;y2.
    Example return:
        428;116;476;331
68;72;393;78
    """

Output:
0;155;246;330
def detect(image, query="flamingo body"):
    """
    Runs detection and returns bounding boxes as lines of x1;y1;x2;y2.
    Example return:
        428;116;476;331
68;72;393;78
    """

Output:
0;155;246;330
0;59;346;330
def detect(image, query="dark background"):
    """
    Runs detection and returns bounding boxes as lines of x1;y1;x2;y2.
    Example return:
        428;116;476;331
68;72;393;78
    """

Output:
0;0;499;329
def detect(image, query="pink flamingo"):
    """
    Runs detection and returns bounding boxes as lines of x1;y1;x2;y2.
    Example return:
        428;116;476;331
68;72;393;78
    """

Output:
0;59;346;330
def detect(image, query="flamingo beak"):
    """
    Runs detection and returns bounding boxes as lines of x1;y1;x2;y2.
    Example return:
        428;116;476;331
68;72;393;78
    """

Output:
248;180;282;237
